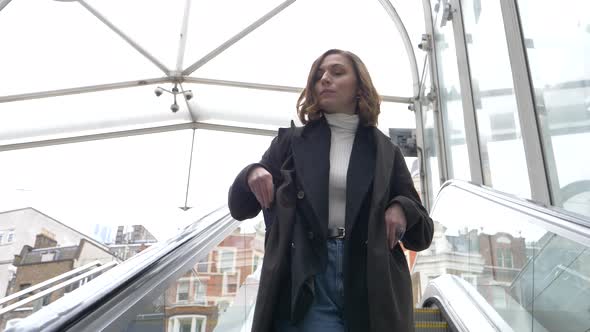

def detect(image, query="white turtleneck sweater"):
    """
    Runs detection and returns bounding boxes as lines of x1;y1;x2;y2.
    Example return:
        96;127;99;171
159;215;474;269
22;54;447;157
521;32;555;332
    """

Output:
324;112;359;230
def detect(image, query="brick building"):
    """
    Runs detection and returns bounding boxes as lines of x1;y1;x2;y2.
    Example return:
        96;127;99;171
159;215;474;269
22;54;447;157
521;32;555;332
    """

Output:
0;233;118;330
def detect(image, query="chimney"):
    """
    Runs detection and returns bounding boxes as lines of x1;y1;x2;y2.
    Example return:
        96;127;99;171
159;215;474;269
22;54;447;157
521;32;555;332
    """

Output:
34;232;57;249
13;245;33;266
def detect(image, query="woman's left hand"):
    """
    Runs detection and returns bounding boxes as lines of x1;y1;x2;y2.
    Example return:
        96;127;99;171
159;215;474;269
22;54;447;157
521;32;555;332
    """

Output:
385;203;407;249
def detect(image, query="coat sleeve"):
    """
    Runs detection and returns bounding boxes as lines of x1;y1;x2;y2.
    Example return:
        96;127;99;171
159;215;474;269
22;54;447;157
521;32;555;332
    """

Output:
387;145;434;252
228;127;291;221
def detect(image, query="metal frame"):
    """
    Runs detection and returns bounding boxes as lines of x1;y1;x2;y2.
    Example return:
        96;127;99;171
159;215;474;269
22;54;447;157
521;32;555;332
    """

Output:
175;0;193;72
413;99;430;210
422;0;450;185
499;0;552;205
1;0;422;151
449;0;484;184
182;0;296;76
0;0;12;12
0;122;276;152
377;0;420;97
0;78;169;104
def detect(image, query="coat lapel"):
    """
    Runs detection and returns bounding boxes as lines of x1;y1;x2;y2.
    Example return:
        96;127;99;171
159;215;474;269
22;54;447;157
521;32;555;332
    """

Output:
291;117;331;238
345;126;376;234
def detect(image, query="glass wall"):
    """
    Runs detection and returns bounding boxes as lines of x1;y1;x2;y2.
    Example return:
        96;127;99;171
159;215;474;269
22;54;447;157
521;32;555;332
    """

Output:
414;183;590;332
461;0;530;198
431;0;472;182
517;0;590;217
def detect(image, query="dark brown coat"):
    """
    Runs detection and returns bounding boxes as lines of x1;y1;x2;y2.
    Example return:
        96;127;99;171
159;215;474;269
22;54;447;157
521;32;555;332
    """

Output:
228;117;434;332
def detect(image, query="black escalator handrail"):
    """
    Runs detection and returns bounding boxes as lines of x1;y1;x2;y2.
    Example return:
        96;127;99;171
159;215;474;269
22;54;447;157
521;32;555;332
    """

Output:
435;180;590;246
421;274;513;332
8;205;240;332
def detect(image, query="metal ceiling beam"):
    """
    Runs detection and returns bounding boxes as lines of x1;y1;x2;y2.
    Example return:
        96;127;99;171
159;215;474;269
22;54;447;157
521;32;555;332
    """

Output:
184;77;414;103
0;77;170;103
78;0;171;76
0;0;13;12
176;0;193;72
182;0;296;76
377;0;420;98
0;122;276;152
179;82;196;122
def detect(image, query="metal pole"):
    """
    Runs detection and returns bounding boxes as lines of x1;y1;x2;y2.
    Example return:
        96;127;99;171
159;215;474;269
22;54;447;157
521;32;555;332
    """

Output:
449;0;484;184
499;0;552;205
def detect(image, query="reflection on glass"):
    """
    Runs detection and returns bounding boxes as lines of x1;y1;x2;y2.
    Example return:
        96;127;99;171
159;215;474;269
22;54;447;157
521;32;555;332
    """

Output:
518;0;590;217
432;0;471;181
461;0;530;198
101;222;264;332
414;184;590;331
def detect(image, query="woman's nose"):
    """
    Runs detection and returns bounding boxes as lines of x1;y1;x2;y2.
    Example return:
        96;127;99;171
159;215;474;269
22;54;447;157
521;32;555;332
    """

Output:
320;72;331;84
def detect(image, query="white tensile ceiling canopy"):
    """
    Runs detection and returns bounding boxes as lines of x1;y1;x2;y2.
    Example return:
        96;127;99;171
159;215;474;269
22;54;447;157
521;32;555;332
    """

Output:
0;0;426;151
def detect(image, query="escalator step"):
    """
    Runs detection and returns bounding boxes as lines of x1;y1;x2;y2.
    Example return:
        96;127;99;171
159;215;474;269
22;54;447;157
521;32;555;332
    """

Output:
415;321;449;331
414;308;443;322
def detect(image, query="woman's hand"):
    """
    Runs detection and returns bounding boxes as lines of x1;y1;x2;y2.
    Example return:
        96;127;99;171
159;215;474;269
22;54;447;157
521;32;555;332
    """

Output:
247;166;274;209
385;203;407;249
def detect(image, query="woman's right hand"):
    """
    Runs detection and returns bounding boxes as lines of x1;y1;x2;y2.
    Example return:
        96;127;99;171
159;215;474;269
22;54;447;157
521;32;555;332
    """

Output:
247;166;274;209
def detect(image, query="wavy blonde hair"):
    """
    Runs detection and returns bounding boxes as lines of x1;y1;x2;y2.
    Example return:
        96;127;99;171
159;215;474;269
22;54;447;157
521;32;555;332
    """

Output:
297;49;381;126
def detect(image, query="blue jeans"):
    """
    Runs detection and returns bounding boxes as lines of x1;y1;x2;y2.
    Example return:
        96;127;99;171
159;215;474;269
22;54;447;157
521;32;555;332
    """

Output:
274;239;346;332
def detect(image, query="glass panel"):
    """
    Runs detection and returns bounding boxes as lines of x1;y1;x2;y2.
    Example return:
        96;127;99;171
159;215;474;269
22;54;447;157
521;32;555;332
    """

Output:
184;0;284;68
0;85;191;145
461;0;530;198
517;0;590;217
192;0;415;97
0;0;161;97
84;0;186;71
96;222;263;332
431;0;471;181
416;184;590;331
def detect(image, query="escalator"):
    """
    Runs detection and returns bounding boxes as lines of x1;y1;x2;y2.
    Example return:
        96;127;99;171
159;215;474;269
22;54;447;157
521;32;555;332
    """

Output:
5;180;590;332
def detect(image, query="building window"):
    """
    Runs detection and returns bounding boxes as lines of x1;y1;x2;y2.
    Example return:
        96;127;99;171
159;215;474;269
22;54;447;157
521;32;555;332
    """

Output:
496;248;513;268
176;281;189;303
217;249;236;273
41;252;55;262
168;315;206;332
193;279;207;305
0;232;4;243
222;271;239;295
196;256;209;273
7;232;14;243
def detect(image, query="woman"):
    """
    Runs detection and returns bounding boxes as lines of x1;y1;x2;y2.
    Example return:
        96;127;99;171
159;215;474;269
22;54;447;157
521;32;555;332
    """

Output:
228;49;434;332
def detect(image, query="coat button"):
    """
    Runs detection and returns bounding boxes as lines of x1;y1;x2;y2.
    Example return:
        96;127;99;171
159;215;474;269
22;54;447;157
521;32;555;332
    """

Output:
297;190;305;199
291;242;295;248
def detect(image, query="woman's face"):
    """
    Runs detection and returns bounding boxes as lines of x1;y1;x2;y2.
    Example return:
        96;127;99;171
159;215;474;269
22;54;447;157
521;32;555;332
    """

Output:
314;53;358;115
